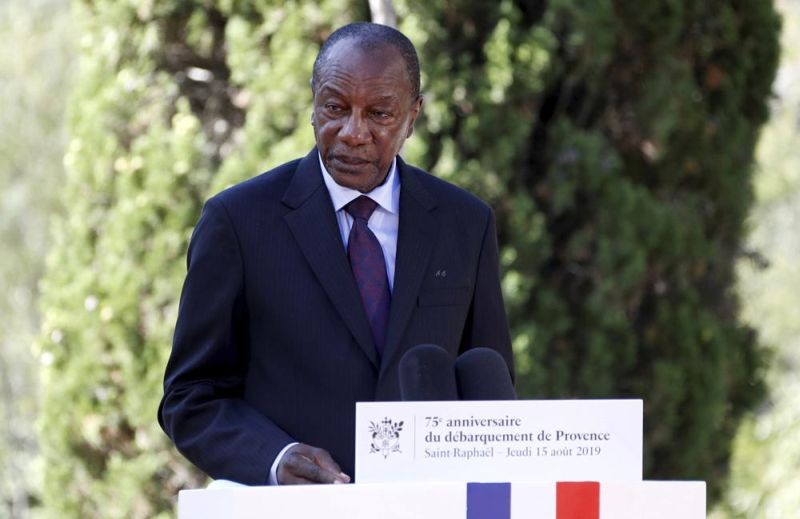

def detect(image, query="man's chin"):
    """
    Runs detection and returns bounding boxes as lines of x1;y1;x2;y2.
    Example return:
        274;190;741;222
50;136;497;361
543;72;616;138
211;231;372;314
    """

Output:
328;167;382;193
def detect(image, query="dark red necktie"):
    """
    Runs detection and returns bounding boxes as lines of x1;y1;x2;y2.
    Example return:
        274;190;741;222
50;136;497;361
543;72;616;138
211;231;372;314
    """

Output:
345;196;391;356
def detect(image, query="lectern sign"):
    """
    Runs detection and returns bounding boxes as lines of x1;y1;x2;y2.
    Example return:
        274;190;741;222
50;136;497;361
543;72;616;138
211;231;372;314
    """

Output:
355;400;642;483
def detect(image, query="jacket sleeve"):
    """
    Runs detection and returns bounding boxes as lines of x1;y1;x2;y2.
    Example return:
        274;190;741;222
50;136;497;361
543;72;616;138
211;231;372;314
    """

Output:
158;197;294;484
460;207;515;383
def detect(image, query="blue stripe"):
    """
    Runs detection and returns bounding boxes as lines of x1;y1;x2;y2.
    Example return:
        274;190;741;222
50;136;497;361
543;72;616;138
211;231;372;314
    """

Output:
467;482;511;519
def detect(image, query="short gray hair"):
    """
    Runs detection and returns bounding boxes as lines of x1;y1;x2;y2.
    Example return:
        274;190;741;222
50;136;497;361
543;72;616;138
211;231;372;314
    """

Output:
312;22;421;100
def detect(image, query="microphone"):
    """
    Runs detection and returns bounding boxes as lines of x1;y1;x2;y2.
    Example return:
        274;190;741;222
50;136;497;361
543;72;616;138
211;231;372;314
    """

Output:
399;344;458;401
455;348;516;400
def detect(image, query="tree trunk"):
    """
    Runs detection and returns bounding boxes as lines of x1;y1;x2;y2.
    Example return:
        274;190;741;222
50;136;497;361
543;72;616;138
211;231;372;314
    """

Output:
369;0;396;27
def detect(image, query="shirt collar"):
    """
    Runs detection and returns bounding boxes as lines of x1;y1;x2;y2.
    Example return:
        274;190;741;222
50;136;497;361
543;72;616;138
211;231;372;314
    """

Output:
318;152;400;214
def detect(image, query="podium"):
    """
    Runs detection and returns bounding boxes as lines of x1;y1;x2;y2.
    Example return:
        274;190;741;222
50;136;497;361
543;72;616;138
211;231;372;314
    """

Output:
178;400;706;518
178;480;706;518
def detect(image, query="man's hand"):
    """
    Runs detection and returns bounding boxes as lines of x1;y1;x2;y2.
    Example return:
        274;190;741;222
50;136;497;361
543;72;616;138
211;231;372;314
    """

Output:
276;443;351;485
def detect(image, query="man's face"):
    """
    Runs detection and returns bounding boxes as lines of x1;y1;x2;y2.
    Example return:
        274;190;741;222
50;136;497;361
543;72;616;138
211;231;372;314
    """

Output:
312;40;422;193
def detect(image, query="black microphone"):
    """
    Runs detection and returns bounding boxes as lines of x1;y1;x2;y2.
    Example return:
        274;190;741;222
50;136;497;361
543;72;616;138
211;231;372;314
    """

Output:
455;348;517;400
399;344;458;401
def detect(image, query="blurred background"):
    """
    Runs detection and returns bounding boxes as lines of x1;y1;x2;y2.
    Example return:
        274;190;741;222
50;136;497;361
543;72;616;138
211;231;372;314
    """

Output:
1;0;797;517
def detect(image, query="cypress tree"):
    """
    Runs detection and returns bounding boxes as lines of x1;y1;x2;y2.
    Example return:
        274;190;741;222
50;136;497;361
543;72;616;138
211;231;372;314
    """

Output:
395;0;779;497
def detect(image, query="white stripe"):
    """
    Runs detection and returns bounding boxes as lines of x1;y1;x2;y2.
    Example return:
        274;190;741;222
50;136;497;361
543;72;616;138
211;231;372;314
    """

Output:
511;482;556;519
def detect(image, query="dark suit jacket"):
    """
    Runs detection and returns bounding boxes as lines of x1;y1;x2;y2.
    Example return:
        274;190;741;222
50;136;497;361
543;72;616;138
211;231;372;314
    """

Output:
158;148;513;484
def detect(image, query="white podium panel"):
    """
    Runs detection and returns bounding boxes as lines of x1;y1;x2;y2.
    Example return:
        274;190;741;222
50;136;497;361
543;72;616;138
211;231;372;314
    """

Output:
356;400;643;483
179;481;706;519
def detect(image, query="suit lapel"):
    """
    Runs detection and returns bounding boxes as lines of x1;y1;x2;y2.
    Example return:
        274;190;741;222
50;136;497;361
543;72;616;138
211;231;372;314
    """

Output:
283;149;379;368
380;159;439;376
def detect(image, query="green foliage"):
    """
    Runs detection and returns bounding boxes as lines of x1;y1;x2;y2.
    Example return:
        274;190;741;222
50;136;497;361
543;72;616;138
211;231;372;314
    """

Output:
394;0;779;500
36;0;779;515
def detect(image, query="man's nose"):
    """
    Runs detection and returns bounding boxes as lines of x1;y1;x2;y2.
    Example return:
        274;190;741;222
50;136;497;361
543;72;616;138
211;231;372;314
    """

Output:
339;112;371;146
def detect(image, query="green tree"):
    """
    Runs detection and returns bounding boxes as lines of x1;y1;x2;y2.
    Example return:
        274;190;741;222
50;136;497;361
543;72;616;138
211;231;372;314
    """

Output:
396;0;779;498
37;0;779;516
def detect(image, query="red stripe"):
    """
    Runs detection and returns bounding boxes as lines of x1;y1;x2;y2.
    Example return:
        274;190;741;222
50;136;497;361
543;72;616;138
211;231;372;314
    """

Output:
556;482;600;519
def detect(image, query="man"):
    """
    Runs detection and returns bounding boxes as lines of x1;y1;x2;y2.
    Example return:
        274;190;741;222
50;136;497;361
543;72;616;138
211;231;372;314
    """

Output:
159;22;513;486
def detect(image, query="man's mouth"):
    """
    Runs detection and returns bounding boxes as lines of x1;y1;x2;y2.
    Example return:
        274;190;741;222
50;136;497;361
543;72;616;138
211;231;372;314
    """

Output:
332;154;370;167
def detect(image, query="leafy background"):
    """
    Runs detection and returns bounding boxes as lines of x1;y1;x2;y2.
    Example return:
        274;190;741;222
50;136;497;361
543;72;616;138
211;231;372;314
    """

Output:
1;0;797;517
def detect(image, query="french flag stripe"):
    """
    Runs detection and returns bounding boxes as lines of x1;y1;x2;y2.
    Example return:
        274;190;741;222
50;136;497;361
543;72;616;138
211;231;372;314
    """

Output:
556;482;600;519
511;481;556;518
466;483;511;519
466;482;605;518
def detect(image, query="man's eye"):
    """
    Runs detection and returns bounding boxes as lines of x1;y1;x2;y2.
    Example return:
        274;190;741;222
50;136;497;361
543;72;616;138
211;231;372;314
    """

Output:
372;111;391;119
325;104;342;112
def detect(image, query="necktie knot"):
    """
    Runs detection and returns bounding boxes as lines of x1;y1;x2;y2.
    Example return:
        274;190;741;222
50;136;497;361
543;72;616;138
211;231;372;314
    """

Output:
345;196;378;221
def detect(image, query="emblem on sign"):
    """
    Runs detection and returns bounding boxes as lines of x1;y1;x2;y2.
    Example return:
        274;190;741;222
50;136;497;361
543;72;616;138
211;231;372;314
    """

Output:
369;418;404;458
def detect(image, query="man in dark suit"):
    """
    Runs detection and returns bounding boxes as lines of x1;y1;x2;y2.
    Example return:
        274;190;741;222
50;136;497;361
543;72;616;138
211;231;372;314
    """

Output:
159;22;513;486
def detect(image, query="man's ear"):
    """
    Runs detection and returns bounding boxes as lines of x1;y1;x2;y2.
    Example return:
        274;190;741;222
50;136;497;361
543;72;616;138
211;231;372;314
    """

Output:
406;96;424;139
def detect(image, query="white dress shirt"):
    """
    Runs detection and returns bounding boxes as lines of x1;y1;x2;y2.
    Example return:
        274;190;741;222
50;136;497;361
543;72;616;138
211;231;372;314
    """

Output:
267;154;401;484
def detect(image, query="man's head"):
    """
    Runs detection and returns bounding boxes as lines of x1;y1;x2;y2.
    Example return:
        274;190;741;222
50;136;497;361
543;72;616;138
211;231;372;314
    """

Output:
311;23;423;193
